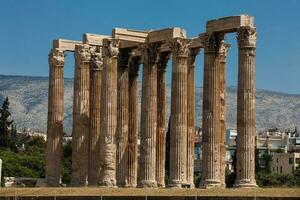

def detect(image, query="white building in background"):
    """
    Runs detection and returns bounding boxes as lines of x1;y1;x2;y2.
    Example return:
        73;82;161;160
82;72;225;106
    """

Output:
256;128;300;154
19;128;47;141
272;152;300;174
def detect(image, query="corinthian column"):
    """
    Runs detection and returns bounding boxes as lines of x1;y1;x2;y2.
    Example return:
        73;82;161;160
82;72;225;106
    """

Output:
234;26;258;188
186;48;200;188
156;52;170;187
71;44;91;186
46;48;65;186
139;43;160;188
219;44;230;187
100;39;119;187
127;56;140;187
168;38;189;188
116;49;130;187
200;32;225;188
88;47;103;185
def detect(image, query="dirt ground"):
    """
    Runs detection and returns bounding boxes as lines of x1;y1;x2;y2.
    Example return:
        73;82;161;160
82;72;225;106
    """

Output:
0;187;299;197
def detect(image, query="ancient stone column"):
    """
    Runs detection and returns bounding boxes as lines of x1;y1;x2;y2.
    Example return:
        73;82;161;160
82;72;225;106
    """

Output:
139;43;160;188
186;48;200;188
168;38;189;188
156;52;170;188
235;26;258;188
126;56;140;187
219;44;230;187
88;47;103;185
116;49;130;186
46;48;65;186
100;39;119;187
71;44;91;186
200;32;225;188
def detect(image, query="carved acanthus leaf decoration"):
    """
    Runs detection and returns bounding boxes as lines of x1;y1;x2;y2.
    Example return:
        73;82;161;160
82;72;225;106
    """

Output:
158;52;171;70
169;38;190;57
75;44;91;63
204;32;225;52
91;47;103;70
48;48;65;66
103;39;120;58
139;43;160;64
237;26;257;48
188;48;200;67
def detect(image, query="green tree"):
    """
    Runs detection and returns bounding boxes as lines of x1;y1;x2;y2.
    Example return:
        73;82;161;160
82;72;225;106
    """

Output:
293;166;300;185
10;125;18;152
62;140;72;184
0;97;13;148
261;153;272;173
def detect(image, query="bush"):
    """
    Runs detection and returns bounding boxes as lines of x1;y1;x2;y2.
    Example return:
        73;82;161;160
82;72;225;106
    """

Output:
0;149;45;178
62;141;72;184
194;174;201;187
256;171;299;187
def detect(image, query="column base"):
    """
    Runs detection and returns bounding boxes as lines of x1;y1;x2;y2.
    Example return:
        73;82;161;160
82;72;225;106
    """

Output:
138;180;157;188
200;179;223;189
100;179;117;187
157;182;165;188
234;179;258;188
168;180;187;188
124;183;137;188
187;183;195;189
46;177;61;187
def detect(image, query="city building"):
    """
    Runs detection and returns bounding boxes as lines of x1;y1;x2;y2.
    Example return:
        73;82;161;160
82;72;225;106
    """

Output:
271;152;300;174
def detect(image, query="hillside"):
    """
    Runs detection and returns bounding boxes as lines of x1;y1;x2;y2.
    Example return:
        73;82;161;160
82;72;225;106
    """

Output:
1;74;300;134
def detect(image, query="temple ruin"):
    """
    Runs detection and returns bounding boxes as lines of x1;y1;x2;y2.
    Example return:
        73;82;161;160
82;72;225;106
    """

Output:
46;15;257;188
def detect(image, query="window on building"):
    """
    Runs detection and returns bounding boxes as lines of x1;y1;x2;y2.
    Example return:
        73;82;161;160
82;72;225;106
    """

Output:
292;167;294;173
280;166;282;173
277;158;278;163
296;158;300;164
289;158;294;164
273;167;275;171
276;167;278;172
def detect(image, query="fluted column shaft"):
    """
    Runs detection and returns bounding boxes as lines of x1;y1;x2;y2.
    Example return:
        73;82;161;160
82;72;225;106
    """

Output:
116;49;130;186
46;48;65;186
127;57;140;187
169;38;189;188
235;26;257;188
71;44;91;186
201;32;225;188
139;43;160;188
156;52;170;187
88;48;103;185
186;48;199;188
100;39;119;187
219;44;230;187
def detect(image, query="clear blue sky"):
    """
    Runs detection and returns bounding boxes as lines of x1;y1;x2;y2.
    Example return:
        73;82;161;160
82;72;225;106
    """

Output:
1;0;300;93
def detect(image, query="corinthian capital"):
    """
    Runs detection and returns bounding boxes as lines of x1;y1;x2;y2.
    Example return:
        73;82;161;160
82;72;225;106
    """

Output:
75;44;91;63
188;48;200;67
169;38;190;57
48;48;65;66
103;39;120;58
91;47;103;70
237;26;257;48
204;32;225;53
139;43;160;65
158;52;171;70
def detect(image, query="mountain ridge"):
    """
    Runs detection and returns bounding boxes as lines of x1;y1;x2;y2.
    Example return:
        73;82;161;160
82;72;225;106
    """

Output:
1;74;300;134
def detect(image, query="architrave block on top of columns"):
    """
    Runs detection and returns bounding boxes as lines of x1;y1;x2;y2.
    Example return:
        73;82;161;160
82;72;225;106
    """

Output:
83;33;110;46
206;15;254;33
